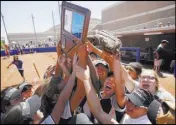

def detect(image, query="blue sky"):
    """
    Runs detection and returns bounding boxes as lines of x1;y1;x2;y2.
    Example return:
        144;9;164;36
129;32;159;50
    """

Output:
1;1;118;43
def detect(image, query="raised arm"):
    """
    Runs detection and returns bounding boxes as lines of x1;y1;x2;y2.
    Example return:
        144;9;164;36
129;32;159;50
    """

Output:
113;57;127;109
120;63;136;92
50;54;78;124
76;65;118;124
58;55;71;78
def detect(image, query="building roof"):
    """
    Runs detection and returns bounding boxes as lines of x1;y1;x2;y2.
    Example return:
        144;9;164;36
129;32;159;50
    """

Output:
102;1;125;12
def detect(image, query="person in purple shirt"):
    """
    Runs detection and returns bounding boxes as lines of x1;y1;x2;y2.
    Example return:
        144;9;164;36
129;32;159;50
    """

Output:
7;55;25;81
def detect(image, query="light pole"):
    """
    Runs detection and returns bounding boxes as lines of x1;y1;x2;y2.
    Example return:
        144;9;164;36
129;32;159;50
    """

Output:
31;14;38;48
52;10;57;41
58;1;61;23
1;12;10;44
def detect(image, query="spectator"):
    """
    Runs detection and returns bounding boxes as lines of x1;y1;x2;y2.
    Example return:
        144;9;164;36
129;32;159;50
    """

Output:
159;22;163;27
4;44;10;59
154;40;169;76
167;21;171;27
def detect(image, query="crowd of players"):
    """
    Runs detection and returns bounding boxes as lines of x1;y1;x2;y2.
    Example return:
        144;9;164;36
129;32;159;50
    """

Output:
1;31;175;124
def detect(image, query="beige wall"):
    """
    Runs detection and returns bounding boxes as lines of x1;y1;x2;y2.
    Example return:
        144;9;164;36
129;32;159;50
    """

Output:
102;1;175;23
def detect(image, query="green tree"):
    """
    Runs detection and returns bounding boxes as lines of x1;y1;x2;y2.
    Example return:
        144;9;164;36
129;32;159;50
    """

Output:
1;40;5;50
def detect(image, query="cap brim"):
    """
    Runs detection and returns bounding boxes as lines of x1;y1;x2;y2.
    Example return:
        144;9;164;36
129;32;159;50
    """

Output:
26;95;41;117
126;93;144;107
147;100;161;124
93;60;108;67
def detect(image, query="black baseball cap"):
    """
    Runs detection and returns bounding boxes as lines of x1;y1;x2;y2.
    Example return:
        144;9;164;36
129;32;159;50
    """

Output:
147;100;161;124
127;62;142;76
126;89;154;107
147;99;175;124
17;82;32;94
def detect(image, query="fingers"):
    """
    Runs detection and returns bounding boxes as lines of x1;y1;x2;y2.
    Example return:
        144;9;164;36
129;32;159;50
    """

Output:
73;53;79;68
86;65;90;72
58;55;61;63
73;53;78;62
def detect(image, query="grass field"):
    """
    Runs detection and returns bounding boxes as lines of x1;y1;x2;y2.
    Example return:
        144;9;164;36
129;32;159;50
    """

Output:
1;52;175;97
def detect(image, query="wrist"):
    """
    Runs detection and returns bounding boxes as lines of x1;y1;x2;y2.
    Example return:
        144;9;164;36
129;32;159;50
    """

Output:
83;77;91;83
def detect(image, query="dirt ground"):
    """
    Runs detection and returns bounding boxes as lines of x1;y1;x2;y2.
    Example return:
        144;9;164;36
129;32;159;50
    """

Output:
1;52;57;90
1;52;175;96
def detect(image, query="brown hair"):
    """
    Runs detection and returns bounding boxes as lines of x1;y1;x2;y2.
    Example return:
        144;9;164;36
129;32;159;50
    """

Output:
13;55;18;61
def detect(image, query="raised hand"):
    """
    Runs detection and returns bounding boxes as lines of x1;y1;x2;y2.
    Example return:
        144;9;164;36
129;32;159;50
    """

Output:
58;54;66;67
77;44;88;69
56;41;62;56
44;65;56;79
72;53;79;73
76;65;90;82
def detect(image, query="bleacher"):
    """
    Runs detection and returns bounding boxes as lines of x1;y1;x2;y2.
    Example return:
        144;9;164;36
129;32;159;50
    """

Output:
110;16;175;34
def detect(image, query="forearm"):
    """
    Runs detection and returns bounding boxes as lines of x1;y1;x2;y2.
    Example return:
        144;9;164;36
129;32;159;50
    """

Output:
60;72;76;101
83;78;117;124
114;63;126;108
7;63;12;67
115;83;126;108
60;65;71;77
54;61;63;78
83;78;101;113
51;72;76;123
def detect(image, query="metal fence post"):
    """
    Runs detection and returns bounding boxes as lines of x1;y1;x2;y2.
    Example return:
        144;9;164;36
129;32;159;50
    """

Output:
136;48;140;62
